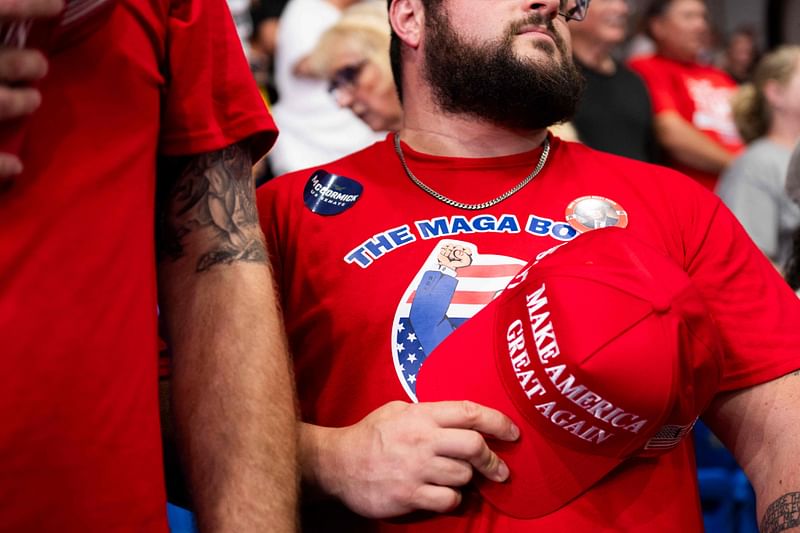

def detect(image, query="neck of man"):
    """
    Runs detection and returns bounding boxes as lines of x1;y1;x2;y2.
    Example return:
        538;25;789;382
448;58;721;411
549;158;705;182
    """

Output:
657;44;698;64
399;116;549;158
398;82;549;157
571;35;617;75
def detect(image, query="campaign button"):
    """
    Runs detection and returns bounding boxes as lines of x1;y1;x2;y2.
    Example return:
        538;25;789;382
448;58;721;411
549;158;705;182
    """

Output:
303;170;363;216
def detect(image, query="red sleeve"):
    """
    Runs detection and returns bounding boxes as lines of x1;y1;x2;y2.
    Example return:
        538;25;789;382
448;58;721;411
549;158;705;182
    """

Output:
628;56;682;116
159;0;277;160
682;192;800;391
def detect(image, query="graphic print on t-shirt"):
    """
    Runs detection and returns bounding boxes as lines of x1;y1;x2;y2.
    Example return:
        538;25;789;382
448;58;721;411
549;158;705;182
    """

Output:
391;239;526;401
686;78;740;143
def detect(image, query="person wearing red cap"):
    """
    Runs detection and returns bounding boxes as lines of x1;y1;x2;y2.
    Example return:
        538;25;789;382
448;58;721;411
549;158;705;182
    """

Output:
257;0;800;531
0;0;296;531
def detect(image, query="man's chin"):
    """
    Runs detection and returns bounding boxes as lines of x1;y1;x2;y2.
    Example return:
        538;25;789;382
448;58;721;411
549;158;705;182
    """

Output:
513;45;563;67
515;38;558;56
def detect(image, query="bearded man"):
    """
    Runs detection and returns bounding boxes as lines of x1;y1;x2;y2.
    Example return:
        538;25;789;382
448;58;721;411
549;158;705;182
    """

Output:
258;0;800;531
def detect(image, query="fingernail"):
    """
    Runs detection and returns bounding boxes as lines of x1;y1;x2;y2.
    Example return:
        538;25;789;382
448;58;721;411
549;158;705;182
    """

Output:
509;423;520;440
496;460;510;482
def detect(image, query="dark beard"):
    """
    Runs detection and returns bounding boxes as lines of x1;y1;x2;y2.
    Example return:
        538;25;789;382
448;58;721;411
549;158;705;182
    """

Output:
422;11;585;130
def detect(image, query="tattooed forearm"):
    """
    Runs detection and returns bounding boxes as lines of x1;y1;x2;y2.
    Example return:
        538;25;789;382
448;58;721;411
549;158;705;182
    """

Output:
761;493;800;533
157;142;267;272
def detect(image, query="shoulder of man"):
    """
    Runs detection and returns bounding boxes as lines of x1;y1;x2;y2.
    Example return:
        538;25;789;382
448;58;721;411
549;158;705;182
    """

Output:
266;138;389;190
560;139;714;199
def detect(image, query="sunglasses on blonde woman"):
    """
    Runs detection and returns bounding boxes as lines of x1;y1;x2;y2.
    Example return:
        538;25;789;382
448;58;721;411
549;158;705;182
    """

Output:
559;0;591;21
328;60;369;97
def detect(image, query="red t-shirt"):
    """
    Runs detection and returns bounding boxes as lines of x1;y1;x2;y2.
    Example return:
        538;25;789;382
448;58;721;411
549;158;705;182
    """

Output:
259;135;800;532
0;0;276;530
628;54;744;190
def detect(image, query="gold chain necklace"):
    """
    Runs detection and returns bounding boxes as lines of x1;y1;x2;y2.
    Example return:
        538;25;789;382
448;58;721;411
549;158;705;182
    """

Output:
393;134;551;210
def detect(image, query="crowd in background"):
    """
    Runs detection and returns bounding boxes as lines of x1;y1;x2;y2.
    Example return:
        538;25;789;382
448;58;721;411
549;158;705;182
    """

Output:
229;0;800;290
6;1;798;531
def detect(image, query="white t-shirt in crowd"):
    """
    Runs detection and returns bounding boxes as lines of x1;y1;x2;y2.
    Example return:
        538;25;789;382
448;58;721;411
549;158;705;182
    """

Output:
269;0;383;176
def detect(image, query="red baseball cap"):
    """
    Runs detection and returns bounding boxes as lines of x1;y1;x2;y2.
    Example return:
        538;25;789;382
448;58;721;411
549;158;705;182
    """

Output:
416;228;724;519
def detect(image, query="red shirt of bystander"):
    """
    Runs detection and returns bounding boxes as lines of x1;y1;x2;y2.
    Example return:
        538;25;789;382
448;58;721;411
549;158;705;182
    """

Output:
629;54;744;190
0;0;276;530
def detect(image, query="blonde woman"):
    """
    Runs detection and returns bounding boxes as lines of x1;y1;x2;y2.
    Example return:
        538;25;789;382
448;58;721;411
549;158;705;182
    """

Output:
306;0;402;132
717;45;800;268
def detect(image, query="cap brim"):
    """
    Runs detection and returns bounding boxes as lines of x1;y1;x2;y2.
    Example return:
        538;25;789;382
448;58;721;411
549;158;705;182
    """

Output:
416;302;622;519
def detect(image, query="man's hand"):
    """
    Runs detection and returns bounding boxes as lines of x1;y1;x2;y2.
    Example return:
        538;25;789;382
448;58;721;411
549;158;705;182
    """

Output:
438;244;473;270
302;400;519;518
0;0;63;176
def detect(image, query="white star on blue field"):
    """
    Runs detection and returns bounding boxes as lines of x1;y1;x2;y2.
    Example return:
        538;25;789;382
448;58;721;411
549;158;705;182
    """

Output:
397;318;427;396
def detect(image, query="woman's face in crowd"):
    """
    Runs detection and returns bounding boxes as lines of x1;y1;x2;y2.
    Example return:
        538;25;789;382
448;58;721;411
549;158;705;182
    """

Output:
766;57;800;119
326;43;402;132
781;58;800;116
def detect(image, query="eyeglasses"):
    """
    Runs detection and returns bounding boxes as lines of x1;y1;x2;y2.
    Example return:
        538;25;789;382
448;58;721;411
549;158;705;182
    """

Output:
559;0;591;21
328;60;368;96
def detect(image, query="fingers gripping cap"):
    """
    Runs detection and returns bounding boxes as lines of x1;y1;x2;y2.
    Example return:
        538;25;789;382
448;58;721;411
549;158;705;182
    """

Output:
416;228;723;519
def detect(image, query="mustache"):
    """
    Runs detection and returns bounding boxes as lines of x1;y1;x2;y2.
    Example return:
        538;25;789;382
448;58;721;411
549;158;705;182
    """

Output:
506;13;567;54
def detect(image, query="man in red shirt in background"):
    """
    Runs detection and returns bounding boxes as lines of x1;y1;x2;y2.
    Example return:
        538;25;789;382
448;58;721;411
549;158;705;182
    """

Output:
0;1;296;531
629;0;743;190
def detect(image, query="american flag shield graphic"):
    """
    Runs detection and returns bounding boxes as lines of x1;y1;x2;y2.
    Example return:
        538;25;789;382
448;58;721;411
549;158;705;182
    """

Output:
391;240;526;401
